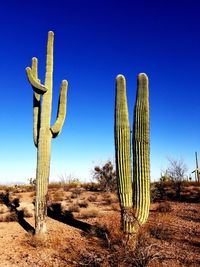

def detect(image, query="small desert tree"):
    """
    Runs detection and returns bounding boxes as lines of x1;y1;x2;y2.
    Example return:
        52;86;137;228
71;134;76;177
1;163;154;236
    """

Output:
166;158;188;199
93;161;117;192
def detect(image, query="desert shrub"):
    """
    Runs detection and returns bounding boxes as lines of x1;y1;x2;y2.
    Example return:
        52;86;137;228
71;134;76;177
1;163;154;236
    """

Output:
93;161;117;192
70;187;82;199
48;182;61;190
0;185;10;190
111;203;119;211
103;197;113;205
11;184;34;193
166;158;188;200
78;208;99;219
87;194;98;202
71;192;78;199
77;200;89;208
156;201;172;213
165;189;176;199
68;204;80;213
78;218;165;267
124;232;164;267
99;213;123;248
53;191;65;202
152;181;167;201
59;174;81;191
0;212;18;222
0;205;9;214
82;182;100;192
172;181;184;200
102;193;118;205
65;195;73;203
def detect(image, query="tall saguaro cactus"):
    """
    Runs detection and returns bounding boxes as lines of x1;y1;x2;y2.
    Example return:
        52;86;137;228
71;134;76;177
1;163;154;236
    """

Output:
114;73;150;234
26;31;68;235
195;152;200;183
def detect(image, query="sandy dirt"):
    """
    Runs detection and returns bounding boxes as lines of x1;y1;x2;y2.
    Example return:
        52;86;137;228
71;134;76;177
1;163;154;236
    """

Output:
0;188;199;266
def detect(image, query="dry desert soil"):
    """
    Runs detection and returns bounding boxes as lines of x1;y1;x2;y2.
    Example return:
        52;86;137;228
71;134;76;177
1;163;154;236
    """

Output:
0;185;199;267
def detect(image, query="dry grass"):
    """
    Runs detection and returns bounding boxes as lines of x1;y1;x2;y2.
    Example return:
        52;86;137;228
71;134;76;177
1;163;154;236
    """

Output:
77;213;168;267
29;192;35;198
156;201;172;212
151;180;200;202
0;205;9;214
24;233;47;248
87;194;97;202
0;183;199;266
21;207;33;218
111;202;120;211
148;212;174;241
50;190;66;202
48;182;61;190
77;199;89;208
69;188;82;200
78;208;99;219
150;222;172;241
0;207;4;214
68;204;80;213
0;212;18;222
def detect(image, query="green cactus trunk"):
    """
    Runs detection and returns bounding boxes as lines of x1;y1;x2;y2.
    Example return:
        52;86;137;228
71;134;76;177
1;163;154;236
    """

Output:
26;32;68;235
195;152;200;183
132;73;150;226
115;75;134;233
114;73;150;234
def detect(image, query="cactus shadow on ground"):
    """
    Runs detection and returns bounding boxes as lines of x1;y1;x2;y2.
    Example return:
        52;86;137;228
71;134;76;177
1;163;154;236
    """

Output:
0;192;35;234
47;203;108;239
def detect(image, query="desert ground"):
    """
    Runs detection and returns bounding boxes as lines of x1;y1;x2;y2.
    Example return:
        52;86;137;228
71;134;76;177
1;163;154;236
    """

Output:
0;183;199;267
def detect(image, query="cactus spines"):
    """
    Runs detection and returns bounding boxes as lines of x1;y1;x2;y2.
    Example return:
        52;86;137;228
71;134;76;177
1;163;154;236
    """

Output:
132;73;150;226
26;31;68;235
114;73;150;234
115;75;133;233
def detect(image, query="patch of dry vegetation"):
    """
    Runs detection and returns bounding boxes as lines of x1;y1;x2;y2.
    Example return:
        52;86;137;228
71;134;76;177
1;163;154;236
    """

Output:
156;201;172;213
0;211;18;222
78;208;99;219
0;182;199;266
87;194;98;202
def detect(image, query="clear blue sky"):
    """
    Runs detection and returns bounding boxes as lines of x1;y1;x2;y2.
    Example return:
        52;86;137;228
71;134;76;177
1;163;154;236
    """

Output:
0;0;200;184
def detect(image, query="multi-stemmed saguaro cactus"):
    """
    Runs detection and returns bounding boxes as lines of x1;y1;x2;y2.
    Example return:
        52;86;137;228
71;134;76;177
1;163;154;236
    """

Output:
115;73;150;234
26;31;68;235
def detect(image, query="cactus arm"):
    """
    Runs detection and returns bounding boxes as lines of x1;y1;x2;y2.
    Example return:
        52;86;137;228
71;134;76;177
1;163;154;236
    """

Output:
51;80;68;138
31;58;41;147
132;73;150;226
44;31;54;93
115;75;134;233
33;93;40;147
26;67;47;94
